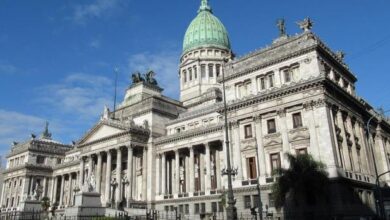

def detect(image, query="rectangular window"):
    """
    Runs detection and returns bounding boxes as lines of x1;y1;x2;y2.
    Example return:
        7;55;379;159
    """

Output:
201;203;206;213
284;69;291;83
253;195;260;208
201;65;206;78
179;205;183;213
292;112;303;128
269;193;275;207
267;119;276;134
246;157;257;179
36;156;45;164
211;202;218;213
216;64;221;77
185;204;189;214
244;195;251;209
195;204;200;214
193;66;197;79
218;201;224;212
183;70;187;83
268;74;274;88
270;153;281;173
208;64;214;77
260;77;266;90
244;124;253;139
164;206;169;212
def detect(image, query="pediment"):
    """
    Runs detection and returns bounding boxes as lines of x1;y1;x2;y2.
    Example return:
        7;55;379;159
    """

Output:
78;122;125;145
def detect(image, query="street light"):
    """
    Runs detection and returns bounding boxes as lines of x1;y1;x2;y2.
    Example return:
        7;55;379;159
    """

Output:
221;57;238;220
366;109;390;219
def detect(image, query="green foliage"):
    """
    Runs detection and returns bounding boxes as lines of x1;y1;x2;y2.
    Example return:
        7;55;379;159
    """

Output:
92;217;120;220
219;191;227;207
41;196;50;211
272;153;329;208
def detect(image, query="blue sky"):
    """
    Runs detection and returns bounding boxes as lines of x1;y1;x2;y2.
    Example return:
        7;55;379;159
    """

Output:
0;0;389;156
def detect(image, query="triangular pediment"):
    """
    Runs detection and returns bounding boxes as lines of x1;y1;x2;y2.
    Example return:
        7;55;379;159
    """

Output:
78;121;126;145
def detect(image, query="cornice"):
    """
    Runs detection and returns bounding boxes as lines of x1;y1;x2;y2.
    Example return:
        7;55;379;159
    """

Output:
220;76;325;114
155;124;223;145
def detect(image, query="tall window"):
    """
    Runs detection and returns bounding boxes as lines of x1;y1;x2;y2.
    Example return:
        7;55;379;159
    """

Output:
270;153;281;173
193;66;197;79
268;74;274;88
211;202;218;213
216;64;221;77
244;124;253;139
292;112;303;128
189;68;192;81
244;195;251;209
269;193;275;207
260;77;266;90
36;155;45;164
284;69;291;83
253;195;260;208
246;157;257;179
201;65;206;78
183;70;187;83
267;119;276;134
195;204;200;214
208;64;214;77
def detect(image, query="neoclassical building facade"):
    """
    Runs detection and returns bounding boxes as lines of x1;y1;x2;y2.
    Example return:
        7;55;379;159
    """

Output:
2;0;390;218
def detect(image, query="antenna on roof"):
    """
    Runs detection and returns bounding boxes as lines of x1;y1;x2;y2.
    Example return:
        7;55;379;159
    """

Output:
112;67;119;119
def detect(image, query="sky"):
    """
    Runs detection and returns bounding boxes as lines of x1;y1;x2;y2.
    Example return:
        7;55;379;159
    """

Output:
0;0;389;157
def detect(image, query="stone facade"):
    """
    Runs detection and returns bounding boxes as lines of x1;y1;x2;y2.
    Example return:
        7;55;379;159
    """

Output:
2;1;390;219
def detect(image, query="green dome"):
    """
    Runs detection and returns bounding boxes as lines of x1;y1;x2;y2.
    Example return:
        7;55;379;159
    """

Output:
183;0;231;54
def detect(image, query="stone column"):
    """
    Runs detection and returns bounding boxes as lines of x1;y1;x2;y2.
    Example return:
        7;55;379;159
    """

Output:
59;175;65;207
156;153;161;195
336;110;351;171
175;150;180;195
231;121;243;180
79;157;85;187
96;152;102;193
52;176;58;204
189;147;194;193
88;155;93;180
0;181;6;206
278;109;290;167
29;176;35;196
205;143;211;192
142;147;147;200
67;174;72;207
254;116;267;180
42;177;47;197
127;146;133;202
216;149;222;189
105;150;112;206
161;153;166;195
115;148;122;207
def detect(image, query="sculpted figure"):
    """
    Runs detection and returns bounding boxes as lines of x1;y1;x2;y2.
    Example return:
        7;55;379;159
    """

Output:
131;71;145;84
145;70;158;85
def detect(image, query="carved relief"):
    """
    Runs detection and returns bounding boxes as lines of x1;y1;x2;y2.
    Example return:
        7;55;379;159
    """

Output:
263;133;282;147
288;127;310;143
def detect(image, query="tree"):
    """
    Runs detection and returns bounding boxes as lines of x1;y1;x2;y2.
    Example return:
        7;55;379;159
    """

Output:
272;153;329;218
41;196;50;212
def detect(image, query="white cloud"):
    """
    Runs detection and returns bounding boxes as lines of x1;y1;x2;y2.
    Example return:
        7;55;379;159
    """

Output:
128;51;180;99
0;63;18;74
90;39;101;49
71;0;124;24
0;110;46;155
36;73;114;121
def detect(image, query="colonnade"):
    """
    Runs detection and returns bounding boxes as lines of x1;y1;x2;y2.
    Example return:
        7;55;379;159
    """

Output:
52;145;148;208
157;141;223;197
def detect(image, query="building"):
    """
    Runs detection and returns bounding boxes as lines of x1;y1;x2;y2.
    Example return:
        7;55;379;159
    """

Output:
2;0;390;218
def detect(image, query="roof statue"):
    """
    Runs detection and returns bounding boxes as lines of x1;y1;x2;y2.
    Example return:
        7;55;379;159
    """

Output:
41;121;52;140
145;70;158;86
131;71;145;84
298;17;313;32
335;51;345;61
277;18;287;37
102;105;110;120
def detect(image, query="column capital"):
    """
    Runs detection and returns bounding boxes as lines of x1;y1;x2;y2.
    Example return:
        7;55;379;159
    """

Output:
253;114;261;122
188;146;194;152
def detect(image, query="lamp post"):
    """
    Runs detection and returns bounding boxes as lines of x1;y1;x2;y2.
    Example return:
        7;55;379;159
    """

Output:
255;138;263;220
366;109;390;219
220;57;238;220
